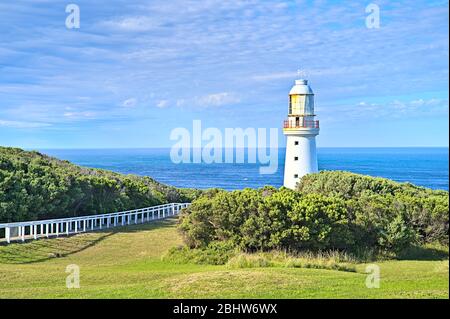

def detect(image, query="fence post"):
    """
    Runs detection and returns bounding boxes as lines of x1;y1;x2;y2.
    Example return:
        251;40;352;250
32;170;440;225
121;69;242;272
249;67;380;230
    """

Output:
5;227;10;244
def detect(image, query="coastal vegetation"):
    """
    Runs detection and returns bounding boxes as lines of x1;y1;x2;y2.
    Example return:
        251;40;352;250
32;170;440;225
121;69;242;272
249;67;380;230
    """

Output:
1;146;448;259
177;172;448;259
0;148;448;298
0;146;200;223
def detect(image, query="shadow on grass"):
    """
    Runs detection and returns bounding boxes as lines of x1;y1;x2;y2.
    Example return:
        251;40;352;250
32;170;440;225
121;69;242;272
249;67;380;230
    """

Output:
0;232;116;264
0;217;178;264
396;245;449;261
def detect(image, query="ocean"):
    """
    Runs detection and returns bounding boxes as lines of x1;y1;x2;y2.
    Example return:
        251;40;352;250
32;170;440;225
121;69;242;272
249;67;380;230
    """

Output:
40;148;449;191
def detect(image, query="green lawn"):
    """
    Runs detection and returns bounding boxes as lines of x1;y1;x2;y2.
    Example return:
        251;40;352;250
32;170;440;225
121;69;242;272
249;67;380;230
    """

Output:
0;218;448;299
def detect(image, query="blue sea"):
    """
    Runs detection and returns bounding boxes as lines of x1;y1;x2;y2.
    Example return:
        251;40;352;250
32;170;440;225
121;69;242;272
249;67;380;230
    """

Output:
39;148;449;191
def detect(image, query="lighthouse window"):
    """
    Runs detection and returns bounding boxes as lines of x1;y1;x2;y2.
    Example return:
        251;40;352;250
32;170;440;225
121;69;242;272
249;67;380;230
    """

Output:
290;95;306;114
305;95;314;115
294;157;298;161
294;141;299;145
294;174;299;178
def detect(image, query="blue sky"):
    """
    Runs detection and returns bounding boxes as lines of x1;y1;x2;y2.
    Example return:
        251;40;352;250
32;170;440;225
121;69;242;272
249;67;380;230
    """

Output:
0;0;448;148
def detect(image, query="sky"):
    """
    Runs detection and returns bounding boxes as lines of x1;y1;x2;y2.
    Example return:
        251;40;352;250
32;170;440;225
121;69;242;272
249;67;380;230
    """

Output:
0;0;448;149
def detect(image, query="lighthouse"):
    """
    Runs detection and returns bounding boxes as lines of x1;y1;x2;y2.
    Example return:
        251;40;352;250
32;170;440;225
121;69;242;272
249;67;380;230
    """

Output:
283;78;319;189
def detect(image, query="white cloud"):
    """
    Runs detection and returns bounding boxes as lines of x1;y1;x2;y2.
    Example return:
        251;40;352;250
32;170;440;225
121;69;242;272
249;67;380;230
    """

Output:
156;100;169;108
63;111;97;119
325;97;449;122
252;71;297;81
196;92;240;107
122;98;138;108
101;16;158;32
0;119;51;128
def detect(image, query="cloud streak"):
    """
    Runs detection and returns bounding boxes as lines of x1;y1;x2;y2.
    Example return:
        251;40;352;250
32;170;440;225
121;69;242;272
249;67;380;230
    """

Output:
0;119;51;129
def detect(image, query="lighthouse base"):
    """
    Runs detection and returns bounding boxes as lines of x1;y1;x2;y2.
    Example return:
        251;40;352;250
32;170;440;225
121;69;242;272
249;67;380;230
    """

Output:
283;135;318;189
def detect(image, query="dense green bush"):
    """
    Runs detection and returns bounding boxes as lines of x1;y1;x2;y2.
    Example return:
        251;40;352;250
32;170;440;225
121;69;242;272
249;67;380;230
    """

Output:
297;170;433;198
0;147;200;223
299;171;449;246
179;172;449;254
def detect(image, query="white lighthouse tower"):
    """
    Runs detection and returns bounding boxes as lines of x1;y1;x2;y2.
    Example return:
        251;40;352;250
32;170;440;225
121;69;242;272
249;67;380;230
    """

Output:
283;78;319;189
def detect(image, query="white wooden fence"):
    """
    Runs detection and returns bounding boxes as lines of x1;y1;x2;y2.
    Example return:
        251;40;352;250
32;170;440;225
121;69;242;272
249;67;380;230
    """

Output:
0;202;190;244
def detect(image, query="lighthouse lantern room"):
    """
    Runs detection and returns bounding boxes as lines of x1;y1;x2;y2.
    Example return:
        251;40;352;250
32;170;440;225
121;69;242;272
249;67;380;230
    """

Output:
283;79;319;189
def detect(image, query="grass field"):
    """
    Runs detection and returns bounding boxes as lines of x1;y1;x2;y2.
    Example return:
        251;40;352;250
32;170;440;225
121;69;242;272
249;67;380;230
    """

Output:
0;218;448;299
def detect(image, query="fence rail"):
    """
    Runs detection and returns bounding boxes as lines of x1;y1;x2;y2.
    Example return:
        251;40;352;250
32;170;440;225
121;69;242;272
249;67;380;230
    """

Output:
0;202;190;244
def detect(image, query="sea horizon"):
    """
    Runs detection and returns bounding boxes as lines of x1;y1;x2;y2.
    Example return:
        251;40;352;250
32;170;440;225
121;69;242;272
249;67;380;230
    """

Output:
27;146;450;150
34;147;449;191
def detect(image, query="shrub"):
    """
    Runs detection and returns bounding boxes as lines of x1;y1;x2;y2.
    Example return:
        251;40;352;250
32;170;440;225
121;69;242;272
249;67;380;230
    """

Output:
178;172;448;255
297;170;436;198
378;215;417;253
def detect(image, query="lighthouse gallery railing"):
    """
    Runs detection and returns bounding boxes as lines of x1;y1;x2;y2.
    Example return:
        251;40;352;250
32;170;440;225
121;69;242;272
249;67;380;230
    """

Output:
0;202;190;244
283;119;319;129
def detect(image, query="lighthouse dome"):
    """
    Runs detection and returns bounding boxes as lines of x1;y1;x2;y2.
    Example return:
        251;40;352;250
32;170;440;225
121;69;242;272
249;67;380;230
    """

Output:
289;79;314;95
